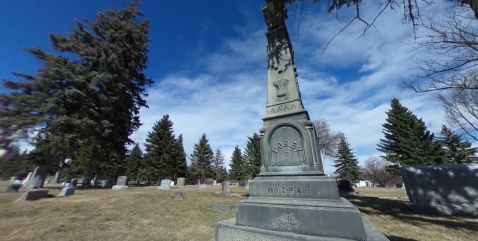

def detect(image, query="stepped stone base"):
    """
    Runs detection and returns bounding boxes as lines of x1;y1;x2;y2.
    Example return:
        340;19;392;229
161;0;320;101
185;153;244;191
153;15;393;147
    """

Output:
112;185;128;190
216;216;388;241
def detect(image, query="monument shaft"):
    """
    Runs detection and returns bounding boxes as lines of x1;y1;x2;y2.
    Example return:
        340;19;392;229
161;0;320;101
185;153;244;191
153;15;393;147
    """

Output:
215;1;389;240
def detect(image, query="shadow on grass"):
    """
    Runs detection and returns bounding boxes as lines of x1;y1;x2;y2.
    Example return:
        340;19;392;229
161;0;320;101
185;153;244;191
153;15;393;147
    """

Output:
345;196;478;233
387;236;419;241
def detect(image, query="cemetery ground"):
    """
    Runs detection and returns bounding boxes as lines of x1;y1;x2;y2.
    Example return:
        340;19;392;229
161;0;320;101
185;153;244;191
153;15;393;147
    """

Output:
0;182;476;241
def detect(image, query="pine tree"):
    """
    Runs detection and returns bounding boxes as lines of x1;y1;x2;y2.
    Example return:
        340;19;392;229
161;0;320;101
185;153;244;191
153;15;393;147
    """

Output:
244;133;261;179
141;115;175;181
125;143;143;180
189;134;214;184
212;148;226;180
377;98;445;175
437;125;478;164
171;134;187;179
334;135;361;182
0;1;153;188
229;146;248;180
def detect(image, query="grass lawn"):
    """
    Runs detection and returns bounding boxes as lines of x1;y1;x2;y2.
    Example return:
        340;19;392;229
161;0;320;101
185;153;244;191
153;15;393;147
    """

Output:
0;182;476;241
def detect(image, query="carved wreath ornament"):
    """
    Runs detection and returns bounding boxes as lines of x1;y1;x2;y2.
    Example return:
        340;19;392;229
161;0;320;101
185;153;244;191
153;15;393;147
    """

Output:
273;78;289;97
276;213;302;227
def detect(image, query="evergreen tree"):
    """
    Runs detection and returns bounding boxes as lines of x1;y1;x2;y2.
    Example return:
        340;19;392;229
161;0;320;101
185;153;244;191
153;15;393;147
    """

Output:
212;148;226;180
244;133;261;179
0;145;33;178
171;134;187;179
0;1;153;188
125;143;143;180
437;125;478;164
141;115;175;181
229;146;248;180
377;98;445;175
334;135;361;182
189;134;214;184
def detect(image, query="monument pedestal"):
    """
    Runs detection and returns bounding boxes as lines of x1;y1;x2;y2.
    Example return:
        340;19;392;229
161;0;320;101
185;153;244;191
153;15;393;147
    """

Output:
216;216;388;241
216;1;389;240
112;185;128;190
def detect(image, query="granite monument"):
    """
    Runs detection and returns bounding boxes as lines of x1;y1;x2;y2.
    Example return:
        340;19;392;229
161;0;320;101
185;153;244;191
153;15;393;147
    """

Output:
112;176;128;190
215;1;388;240
158;179;172;190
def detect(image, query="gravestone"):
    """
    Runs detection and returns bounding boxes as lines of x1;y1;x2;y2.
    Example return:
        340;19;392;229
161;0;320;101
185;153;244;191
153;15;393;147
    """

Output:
65;183;72;188
102;180;112;188
213;180;217;185
400;164;478;216
112;176;128;190
238;180;247;188
215;2;389;240
7;181;22;193
177;177;186;187
205;178;214;185
58;187;76;197
22;172;33;185
71;178;78;187
61;182;66;187
157;180;161;186
174;191;184;200
158;179;172;190
199;184;208;189
91;179;99;186
135;180;140;186
15;190;49;202
222;181;231;197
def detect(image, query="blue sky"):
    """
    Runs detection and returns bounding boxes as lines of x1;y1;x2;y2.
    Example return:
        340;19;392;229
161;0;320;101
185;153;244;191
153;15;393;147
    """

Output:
0;1;463;174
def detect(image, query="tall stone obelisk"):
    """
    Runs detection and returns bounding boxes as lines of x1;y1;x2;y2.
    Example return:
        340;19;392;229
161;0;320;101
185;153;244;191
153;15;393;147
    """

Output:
215;1;389;240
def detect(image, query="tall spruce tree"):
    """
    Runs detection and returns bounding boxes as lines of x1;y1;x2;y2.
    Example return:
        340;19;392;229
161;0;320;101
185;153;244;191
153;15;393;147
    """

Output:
189;134;214;184
212;148;226;180
377;98;445;175
244;133;261;179
0;1;153;188
229;146;248;180
142;115;175;181
334;135;361;182
171;134;187;179
437;125;477;164
125;143;143;180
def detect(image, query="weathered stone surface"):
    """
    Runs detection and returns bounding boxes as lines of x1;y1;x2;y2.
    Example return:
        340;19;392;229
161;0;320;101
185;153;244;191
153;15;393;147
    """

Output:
177;177;186;187
205;178;214;185
216;216;389;241
112;176;128;190
116;176;128;186
102;180;112;188
215;2;387;240
199;184;208;189
174;191;184;200
222;181;231;197
212;205;233;210
400;164;478;216
71;178;78;187
6;183;22;193
112;185;128;190
58;187;76;197
158;179;172;190
15;190;49;202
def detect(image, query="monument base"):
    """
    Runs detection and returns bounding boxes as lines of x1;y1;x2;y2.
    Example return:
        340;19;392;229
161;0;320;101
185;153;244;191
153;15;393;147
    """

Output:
112;185;128;190
400;202;478;217
216;216;388;241
58;187;76;197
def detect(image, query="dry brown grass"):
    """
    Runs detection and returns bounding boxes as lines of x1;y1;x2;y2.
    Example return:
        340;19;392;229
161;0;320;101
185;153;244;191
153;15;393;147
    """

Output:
0;182;476;241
